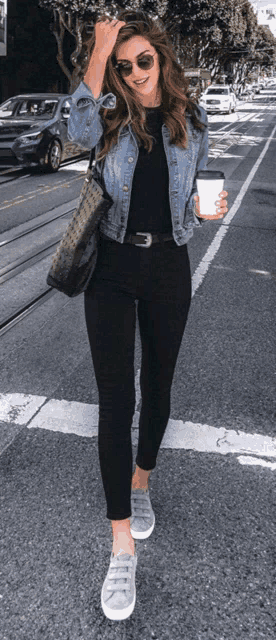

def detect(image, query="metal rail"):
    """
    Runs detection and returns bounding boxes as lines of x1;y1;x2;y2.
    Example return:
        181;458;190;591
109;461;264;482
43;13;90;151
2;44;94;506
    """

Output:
0;207;75;248
0;288;57;337
0;237;62;284
0;152;89;185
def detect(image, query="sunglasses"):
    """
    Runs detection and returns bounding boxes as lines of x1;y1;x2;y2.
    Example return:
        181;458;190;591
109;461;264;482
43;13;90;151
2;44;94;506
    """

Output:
114;53;156;78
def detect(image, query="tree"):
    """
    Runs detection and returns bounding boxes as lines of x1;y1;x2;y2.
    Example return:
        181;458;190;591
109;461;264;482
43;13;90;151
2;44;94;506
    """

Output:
38;0;276;93
161;0;275;86
254;24;276;70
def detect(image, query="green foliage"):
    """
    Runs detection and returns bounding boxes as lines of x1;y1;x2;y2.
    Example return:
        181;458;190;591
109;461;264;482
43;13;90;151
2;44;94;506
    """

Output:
38;0;276;91
162;0;275;84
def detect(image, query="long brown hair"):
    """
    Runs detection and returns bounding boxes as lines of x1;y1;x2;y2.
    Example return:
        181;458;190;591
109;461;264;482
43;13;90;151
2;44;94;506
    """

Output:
85;10;206;162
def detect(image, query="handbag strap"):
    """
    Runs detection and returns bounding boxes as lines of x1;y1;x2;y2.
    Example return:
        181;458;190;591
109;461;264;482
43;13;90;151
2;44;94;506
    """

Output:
89;145;105;188
89;146;96;170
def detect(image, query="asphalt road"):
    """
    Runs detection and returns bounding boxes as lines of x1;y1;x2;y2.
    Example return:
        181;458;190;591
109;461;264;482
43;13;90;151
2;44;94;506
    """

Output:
0;89;276;640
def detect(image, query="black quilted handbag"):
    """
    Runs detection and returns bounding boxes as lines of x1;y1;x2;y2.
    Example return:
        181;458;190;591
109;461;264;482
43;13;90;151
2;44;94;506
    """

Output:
46;147;113;297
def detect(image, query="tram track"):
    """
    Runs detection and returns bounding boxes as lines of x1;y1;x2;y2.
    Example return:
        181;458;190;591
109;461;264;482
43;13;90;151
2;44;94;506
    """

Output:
0;222;70;284
0;204;75;249
207;96;276;163
0;287;56;336
1;93;275;338
0;152;90;185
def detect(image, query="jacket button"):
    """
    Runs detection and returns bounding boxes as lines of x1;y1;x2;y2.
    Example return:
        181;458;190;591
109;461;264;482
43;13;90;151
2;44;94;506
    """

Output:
123;186;129;192
128;157;134;163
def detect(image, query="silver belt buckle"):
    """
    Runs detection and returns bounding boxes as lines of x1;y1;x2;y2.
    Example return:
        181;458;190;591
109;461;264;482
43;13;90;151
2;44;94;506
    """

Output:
136;232;152;248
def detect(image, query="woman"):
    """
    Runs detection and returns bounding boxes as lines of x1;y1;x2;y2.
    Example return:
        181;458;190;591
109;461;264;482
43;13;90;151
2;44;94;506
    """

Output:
68;10;228;621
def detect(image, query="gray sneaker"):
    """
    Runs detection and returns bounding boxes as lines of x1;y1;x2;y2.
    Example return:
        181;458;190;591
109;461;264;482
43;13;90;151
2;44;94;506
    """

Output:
101;549;137;621
130;488;155;539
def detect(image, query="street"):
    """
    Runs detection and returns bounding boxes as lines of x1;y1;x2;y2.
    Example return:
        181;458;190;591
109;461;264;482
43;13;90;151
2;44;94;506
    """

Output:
0;86;276;640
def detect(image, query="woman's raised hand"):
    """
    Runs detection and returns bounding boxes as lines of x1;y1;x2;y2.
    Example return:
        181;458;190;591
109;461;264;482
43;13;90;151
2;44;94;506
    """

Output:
93;18;127;60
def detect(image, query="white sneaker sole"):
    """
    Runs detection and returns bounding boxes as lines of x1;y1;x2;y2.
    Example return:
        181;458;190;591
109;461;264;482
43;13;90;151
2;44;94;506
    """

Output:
101;586;136;621
130;512;155;539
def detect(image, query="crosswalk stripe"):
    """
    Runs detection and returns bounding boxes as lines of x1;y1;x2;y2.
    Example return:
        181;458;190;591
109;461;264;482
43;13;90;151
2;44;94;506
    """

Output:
1;393;275;470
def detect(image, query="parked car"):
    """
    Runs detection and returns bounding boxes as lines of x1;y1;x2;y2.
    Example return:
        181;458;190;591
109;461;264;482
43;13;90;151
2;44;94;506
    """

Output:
0;93;87;171
199;85;236;114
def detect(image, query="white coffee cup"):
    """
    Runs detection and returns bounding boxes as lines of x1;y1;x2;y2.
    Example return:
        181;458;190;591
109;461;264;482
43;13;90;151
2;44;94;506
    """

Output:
196;170;225;217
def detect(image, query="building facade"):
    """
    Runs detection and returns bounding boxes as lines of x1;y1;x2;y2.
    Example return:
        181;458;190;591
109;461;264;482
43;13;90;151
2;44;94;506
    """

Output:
0;0;7;57
250;1;276;37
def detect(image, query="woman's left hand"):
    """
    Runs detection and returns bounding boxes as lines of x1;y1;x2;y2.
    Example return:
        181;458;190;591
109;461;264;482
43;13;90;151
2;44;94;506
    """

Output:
194;190;228;220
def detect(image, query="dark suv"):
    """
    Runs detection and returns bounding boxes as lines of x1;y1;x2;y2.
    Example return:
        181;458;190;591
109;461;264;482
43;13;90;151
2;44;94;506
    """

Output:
0;93;87;171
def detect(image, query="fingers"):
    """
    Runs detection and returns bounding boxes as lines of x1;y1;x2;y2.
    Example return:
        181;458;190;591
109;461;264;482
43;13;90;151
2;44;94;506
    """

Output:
216;200;228;216
104;18;126;27
194;194;228;219
94;18;126;57
97;16;126;28
195;192;228;200
110;19;126;27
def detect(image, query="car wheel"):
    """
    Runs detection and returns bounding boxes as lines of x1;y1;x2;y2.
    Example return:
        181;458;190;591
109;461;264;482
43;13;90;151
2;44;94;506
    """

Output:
45;139;62;172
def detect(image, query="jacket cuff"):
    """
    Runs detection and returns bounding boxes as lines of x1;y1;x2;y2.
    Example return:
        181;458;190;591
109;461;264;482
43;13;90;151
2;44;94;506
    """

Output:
193;198;208;225
187;192;206;227
71;81;117;110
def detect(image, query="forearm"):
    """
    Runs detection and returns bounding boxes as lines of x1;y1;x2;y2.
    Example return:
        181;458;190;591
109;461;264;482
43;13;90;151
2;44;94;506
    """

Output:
83;48;108;100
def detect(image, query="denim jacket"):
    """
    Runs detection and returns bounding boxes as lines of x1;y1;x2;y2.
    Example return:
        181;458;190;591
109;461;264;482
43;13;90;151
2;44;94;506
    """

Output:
67;81;209;246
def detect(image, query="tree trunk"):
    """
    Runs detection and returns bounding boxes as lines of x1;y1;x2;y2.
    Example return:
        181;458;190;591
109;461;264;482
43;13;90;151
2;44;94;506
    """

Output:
69;15;84;93
51;9;72;92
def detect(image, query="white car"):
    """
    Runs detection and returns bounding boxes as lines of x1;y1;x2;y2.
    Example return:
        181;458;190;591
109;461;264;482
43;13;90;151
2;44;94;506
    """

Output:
199;85;236;114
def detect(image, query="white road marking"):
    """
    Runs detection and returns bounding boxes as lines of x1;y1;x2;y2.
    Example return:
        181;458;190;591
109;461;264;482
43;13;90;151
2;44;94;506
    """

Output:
0;393;46;424
62;160;89;172
237;456;276;471
0;394;275;470
0;176;83;211
249;269;272;276
192;123;276;296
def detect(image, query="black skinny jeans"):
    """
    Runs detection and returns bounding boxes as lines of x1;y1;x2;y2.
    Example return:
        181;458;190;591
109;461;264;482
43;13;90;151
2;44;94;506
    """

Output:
84;234;191;520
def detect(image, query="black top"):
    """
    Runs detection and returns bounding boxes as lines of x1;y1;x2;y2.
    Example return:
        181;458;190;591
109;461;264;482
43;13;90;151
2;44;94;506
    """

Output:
126;105;173;234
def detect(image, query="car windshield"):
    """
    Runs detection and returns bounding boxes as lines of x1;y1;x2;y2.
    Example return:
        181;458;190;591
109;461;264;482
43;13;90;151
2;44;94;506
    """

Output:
0;98;60;119
206;88;229;95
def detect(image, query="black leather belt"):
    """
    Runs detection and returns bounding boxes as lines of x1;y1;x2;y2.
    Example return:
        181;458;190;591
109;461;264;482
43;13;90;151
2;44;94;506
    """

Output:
124;232;173;247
